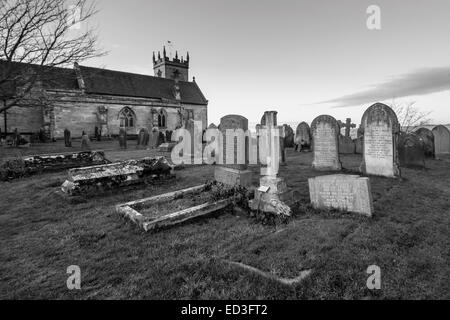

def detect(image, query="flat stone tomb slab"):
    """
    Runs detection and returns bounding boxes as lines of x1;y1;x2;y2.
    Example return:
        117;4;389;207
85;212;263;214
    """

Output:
308;174;374;217
61;157;174;196
116;184;233;232
1;150;110;181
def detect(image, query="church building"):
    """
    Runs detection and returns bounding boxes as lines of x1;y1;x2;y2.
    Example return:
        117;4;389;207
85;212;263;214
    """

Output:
0;47;208;139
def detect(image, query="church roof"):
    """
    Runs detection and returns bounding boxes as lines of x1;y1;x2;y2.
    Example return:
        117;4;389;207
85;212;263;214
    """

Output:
0;60;79;96
0;60;208;105
78;65;208;105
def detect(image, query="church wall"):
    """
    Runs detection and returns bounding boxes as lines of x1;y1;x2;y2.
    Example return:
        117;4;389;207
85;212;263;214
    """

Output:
51;99;206;139
0;105;43;134
53;103;98;138
184;104;208;130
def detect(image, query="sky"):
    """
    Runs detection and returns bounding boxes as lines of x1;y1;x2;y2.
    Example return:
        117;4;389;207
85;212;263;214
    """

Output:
82;0;450;126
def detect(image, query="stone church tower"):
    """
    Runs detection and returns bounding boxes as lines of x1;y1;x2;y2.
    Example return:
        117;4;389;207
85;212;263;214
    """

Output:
153;47;189;81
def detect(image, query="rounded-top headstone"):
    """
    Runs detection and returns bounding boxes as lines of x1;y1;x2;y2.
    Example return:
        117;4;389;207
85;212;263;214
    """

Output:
432;125;450;155
415;127;435;158
310;115;341;171
283;124;295;148
360;103;400;177
398;132;426;169
295;122;311;147
261;111;278;127
137;128;150;147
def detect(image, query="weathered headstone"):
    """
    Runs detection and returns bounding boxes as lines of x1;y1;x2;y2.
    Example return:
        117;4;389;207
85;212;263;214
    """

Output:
355;136;364;154
64;128;72;147
283;124;295;148
250;111;294;216
311;115;342;171
295;122;312;152
355;125;364;154
360;103;400;178
165;130;173;143
158;131;166;146
95;126;101;141
398;133;426;169
415;128;435;158
137;128;150;148
119;128;127;149
12;128;19;147
150;128;159;149
183;119;203;163
338;118;357;139
339;136;356;154
432;125;450;155
338;118;356;154
214;115;252;187
81;132;91;151
309;174;373;217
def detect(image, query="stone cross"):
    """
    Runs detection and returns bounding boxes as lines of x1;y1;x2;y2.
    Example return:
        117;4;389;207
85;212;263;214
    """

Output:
338;118;357;138
249;111;292;216
259;111;285;176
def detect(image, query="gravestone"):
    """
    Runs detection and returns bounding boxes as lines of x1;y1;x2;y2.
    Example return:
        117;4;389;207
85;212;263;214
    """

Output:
95;126;101;141
311;115;342;171
165;130;173;143
158;131;166;146
360;103;400;178
339;136;356;154
150;128;159;149
415;127;435;158
137;128;150;148
432;125;450;155
283;124;295;148
398;133;426;169
354;136;364;154
295;122;311;152
183;119;203;163
214;115;252;187
12;128;19;147
119;128;127;149
309;174;373;217
279;125;287;166
338;118;356;154
64;128;72;147
338;118;357;139
355;125;364;154
250;111;294;216
81;132;91;151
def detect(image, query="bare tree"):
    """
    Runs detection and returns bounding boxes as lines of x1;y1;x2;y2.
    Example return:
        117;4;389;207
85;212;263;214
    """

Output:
390;100;432;133
0;0;106;113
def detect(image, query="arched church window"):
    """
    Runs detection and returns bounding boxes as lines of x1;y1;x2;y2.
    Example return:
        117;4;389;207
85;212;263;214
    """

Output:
119;107;136;128
158;109;167;128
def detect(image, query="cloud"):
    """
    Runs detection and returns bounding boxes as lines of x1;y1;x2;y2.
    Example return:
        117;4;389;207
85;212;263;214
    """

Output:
317;67;450;108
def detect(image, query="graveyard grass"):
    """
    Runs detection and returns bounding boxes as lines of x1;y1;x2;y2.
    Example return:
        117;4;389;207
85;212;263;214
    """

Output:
1;144;450;299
